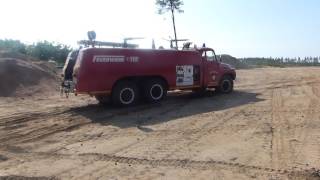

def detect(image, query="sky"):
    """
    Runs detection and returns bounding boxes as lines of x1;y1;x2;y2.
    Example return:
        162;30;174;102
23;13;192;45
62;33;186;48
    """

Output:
0;0;319;58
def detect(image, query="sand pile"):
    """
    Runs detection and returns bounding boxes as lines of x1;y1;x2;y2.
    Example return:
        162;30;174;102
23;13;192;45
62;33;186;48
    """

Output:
220;54;249;69
0;53;59;97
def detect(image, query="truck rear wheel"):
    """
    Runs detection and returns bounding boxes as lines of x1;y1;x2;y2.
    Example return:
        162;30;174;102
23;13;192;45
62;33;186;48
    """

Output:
143;79;167;103
217;75;233;93
112;81;139;106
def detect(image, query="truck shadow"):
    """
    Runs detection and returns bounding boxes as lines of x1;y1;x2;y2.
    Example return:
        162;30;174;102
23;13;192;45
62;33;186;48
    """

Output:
68;90;264;129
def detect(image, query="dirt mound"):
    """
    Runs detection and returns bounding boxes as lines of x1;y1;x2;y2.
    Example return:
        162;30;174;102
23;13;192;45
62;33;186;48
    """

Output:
220;54;249;69
0;49;37;61
0;57;59;97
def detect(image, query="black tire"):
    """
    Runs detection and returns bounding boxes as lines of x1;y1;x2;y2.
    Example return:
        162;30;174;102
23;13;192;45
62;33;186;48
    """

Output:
217;75;234;93
143;79;167;103
95;95;111;105
112;81;139;106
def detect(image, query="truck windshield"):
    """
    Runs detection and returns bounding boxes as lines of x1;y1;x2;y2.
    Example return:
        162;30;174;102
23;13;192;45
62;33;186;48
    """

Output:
206;51;215;61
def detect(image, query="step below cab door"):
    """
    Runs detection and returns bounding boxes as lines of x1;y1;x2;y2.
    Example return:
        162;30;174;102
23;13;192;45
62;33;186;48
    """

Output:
202;50;220;87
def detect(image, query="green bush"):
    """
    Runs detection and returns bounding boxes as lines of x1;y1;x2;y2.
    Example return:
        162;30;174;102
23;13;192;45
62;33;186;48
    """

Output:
0;39;72;64
0;39;27;54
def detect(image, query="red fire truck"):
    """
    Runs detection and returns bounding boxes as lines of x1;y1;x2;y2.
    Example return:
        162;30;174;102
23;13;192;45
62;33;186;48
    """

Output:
63;36;236;106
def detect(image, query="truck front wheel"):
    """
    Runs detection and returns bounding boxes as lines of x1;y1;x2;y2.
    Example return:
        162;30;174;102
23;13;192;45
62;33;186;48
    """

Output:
112;81;139;106
143;79;167;103
217;76;234;93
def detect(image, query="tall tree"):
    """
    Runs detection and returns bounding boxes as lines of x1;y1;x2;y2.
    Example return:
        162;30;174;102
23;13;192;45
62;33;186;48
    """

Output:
156;0;184;49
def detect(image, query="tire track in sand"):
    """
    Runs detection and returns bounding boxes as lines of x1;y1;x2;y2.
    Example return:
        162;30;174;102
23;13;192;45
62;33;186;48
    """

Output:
270;83;320;170
291;84;320;165
271;88;290;169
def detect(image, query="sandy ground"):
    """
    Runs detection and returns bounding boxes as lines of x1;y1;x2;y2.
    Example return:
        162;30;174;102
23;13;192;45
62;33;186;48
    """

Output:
0;67;320;180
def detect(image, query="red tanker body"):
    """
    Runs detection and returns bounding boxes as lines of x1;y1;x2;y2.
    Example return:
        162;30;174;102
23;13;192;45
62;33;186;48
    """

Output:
70;46;236;106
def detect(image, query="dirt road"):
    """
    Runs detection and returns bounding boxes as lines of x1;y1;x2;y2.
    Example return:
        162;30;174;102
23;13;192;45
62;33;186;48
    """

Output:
0;67;320;180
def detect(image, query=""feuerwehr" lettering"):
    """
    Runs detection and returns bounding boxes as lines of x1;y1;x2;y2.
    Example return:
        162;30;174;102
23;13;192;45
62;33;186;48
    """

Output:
93;56;125;63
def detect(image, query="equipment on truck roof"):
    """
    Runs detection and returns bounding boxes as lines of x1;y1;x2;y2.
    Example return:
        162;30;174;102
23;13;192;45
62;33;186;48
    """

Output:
78;31;143;48
78;40;139;48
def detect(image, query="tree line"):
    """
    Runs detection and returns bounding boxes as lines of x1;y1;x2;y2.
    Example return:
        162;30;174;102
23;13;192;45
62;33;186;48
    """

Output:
239;57;320;67
1;39;319;68
0;39;71;64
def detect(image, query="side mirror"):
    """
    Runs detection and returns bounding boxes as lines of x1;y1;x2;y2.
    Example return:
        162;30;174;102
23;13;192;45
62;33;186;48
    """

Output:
215;56;222;62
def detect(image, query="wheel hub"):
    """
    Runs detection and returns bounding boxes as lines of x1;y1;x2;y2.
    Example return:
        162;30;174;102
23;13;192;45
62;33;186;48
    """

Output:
222;80;231;92
119;88;135;104
150;84;163;100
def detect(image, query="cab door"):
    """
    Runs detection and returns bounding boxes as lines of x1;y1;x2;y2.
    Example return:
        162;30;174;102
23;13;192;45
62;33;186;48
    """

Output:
202;50;220;87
